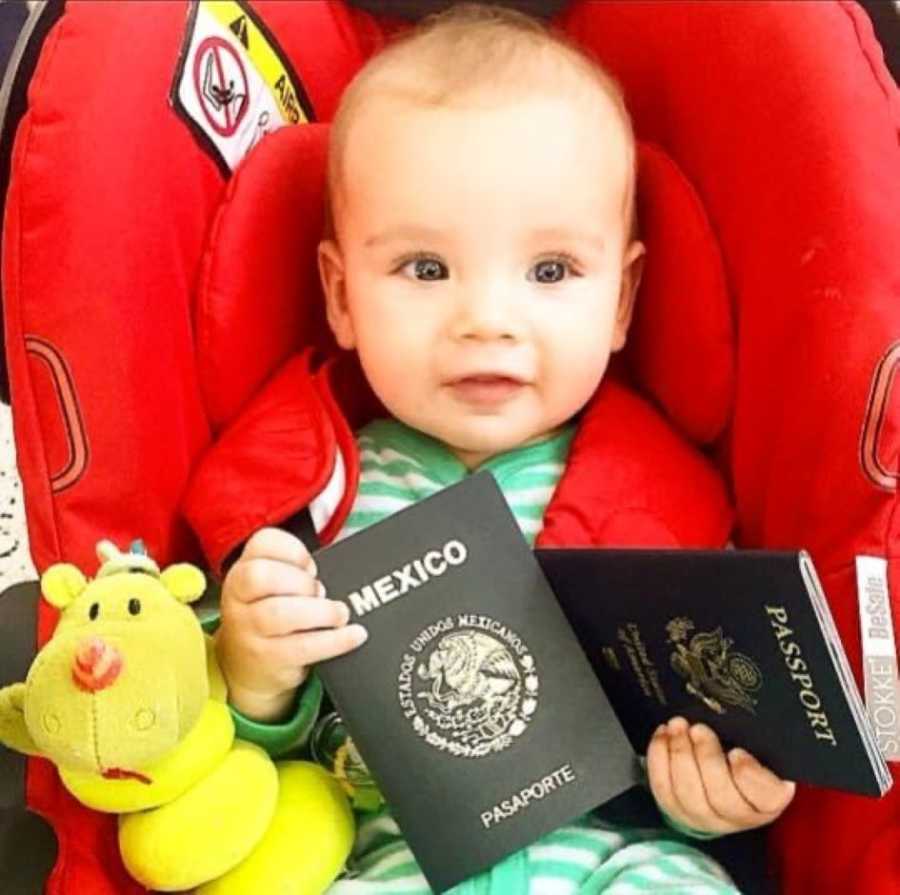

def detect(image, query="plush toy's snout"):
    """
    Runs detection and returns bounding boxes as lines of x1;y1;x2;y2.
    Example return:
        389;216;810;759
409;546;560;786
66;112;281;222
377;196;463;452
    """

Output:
72;637;123;693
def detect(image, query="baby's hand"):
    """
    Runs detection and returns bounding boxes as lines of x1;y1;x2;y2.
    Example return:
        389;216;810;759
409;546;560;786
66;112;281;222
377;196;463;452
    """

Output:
215;527;367;722
647;716;796;835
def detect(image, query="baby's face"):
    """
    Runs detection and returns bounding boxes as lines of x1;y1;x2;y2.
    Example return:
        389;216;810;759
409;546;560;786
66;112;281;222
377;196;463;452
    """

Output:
320;89;643;468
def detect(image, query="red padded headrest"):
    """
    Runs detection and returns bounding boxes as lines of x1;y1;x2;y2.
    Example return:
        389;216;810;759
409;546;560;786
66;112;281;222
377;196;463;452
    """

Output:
196;124;733;444
194;124;336;431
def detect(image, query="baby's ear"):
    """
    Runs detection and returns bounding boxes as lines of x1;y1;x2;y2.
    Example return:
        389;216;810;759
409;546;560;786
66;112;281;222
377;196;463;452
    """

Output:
318;239;356;350
612;240;646;352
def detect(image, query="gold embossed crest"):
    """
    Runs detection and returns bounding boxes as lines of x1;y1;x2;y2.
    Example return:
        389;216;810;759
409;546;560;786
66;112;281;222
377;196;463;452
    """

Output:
666;617;761;715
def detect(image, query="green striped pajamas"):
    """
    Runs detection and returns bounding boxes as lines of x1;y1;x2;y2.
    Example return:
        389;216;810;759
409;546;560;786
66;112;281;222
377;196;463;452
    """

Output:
335;811;735;894
325;419;738;895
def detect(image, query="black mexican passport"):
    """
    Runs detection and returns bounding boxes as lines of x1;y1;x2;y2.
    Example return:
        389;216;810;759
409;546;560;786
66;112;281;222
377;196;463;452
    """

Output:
315;474;891;892
315;473;638;893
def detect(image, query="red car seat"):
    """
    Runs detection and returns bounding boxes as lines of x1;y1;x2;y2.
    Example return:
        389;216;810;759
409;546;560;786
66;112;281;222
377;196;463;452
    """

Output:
1;2;897;893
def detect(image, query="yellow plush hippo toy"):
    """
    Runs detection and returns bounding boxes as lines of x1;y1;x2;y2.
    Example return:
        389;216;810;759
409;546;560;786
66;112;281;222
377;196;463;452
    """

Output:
0;540;354;893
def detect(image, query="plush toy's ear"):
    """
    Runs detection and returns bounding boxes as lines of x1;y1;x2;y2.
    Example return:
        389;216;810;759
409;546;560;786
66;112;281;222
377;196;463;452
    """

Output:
0;683;41;757
41;564;88;609
160;564;206;604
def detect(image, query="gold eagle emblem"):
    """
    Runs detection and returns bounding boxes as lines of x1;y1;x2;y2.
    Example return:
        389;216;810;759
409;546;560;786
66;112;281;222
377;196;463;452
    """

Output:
667;618;762;715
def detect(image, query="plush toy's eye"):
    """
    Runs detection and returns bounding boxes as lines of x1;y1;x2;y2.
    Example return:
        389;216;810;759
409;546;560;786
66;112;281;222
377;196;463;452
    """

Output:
128;598;141;616
89;603;100;621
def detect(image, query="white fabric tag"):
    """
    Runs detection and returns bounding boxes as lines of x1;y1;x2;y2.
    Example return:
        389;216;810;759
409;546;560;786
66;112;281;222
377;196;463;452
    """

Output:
856;555;900;761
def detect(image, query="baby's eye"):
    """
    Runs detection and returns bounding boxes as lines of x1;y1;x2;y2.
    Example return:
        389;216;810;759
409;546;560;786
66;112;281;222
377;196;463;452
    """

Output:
399;257;448;281
528;259;571;284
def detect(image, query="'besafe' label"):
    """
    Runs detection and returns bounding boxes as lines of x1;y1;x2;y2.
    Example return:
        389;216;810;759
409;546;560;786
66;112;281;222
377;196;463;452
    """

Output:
856;556;900;761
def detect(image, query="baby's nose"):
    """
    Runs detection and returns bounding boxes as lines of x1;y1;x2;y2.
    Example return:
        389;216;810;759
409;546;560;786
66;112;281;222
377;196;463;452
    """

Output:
455;287;520;342
72;637;123;693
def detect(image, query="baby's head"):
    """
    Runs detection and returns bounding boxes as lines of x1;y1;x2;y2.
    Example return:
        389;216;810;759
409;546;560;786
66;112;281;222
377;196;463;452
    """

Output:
319;3;644;468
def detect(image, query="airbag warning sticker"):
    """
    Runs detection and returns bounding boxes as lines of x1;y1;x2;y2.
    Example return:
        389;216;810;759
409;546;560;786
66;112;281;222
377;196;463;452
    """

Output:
171;1;312;173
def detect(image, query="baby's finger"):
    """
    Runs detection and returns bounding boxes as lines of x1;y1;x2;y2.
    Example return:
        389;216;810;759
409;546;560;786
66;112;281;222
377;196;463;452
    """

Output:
689;724;758;828
253;595;350;637
666;717;718;830
278;625;369;667
242;527;317;575
230;557;320;604
646;724;677;813
728;749;797;816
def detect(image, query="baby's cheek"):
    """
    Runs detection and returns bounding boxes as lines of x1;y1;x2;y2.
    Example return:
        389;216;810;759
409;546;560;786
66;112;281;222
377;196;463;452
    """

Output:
547;339;612;406
356;339;430;422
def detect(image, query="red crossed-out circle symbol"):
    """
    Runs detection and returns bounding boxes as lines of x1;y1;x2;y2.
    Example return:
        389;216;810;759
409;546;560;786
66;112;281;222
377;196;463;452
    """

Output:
193;36;249;137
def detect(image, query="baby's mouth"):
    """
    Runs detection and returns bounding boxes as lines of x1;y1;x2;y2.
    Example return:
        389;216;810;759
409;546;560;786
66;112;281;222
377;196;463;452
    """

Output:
445;374;526;406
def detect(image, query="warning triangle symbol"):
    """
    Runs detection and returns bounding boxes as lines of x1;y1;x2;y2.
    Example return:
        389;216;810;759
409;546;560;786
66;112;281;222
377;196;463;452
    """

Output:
229;15;249;49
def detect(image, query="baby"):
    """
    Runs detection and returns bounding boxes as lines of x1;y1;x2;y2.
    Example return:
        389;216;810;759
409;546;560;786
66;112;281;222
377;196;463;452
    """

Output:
215;4;795;891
